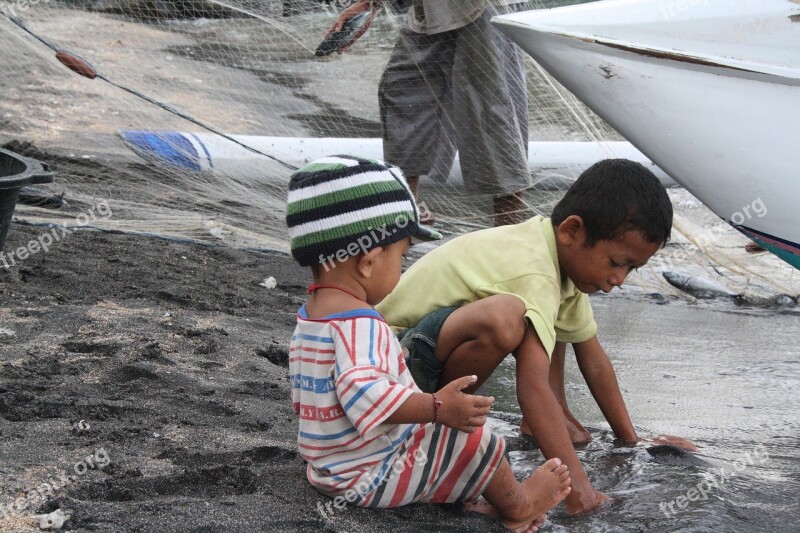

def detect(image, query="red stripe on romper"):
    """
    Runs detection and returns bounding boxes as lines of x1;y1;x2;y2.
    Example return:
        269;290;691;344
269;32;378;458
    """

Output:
338;375;380;399
355;387;395;429
289;356;336;365
307;435;380;462
329;322;354;364
294;402;346;421
359;387;409;436
290;346;336;354
377;322;385;371
388;426;428;507
431;428;483;502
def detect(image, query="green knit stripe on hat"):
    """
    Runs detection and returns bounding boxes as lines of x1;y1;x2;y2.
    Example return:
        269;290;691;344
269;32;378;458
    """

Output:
285;180;406;218
290;209;415;250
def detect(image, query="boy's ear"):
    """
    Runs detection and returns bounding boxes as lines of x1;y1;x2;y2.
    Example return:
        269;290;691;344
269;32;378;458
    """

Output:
556;215;585;245
356;247;383;278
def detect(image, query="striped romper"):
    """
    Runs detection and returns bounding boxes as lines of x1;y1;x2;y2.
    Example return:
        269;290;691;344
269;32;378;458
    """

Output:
290;305;506;507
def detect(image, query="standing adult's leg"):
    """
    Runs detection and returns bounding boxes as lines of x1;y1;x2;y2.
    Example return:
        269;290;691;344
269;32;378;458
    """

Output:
451;4;530;225
380;25;458;220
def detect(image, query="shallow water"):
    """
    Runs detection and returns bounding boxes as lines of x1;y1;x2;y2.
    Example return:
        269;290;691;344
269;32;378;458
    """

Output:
481;295;799;531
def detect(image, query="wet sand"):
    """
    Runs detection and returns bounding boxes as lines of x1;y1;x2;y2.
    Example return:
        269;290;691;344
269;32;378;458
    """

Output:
482;295;800;532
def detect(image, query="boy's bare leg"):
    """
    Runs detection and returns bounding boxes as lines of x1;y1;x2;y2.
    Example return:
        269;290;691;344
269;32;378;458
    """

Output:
494;191;525;227
434;295;608;514
520;342;591;444
514;328;610;514
434;294;527;392
466;457;571;531
405;176;435;225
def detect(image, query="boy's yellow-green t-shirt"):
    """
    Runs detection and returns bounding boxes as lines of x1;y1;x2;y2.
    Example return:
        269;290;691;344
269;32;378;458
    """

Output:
376;216;597;358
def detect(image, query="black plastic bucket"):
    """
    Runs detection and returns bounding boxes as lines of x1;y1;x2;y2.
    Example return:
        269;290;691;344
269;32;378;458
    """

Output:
0;148;54;251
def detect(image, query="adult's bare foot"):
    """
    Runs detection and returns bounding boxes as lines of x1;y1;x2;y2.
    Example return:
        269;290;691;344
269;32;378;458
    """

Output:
494;191;525;227
419;209;437;225
406;175;436;225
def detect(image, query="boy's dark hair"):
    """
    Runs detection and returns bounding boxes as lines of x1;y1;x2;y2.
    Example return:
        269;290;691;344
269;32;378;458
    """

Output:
551;159;673;246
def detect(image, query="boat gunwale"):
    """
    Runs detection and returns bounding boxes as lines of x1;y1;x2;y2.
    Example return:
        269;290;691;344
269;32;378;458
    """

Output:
491;17;800;83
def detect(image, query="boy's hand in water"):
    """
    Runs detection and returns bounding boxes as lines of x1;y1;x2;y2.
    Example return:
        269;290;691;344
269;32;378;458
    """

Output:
566;485;612;515
323;0;378;54
436;375;495;433
648;434;698;451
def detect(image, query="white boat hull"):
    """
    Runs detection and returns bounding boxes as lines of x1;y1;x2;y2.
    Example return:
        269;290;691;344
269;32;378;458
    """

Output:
494;0;800;269
119;131;676;190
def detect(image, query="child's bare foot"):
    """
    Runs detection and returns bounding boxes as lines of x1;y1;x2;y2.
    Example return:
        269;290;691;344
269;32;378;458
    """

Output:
475;458;571;531
476;456;570;531
505;458;570;529
465;500;547;532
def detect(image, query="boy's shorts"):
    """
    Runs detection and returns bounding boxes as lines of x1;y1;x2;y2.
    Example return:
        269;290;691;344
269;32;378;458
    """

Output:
397;307;459;393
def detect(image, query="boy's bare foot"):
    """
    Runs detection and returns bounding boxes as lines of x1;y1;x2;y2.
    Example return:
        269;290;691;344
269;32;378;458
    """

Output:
565;486;612;514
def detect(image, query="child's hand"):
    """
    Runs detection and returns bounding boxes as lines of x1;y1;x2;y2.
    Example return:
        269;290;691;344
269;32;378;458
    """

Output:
435;375;495;433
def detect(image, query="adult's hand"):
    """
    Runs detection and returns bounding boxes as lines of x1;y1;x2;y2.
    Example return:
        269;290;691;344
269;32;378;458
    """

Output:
323;0;379;54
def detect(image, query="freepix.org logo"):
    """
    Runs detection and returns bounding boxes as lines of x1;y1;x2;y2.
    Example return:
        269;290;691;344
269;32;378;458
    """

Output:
1;200;113;269
316;448;428;519
317;202;430;272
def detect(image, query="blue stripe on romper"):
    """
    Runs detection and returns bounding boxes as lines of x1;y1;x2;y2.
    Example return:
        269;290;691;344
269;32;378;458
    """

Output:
369;318;376;365
325;425;416;474
291;374;335;393
343;380;381;411
299;426;358;440
412;423;443;501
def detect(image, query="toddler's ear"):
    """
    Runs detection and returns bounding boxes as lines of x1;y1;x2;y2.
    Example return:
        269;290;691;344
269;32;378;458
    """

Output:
356;247;384;278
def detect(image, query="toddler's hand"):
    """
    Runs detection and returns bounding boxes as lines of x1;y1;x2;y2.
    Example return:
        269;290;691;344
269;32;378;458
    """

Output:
435;375;495;433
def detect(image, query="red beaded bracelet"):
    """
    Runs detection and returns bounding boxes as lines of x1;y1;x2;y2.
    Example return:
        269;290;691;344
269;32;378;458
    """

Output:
432;393;443;424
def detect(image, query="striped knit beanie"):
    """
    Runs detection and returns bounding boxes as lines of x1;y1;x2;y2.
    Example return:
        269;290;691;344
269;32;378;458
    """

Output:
286;155;441;267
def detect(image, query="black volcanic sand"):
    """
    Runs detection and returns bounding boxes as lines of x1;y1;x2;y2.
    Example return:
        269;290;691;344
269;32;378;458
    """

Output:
0;224;506;532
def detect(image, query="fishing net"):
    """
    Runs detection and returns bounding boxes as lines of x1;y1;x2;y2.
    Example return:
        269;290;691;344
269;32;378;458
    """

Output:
0;0;797;298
